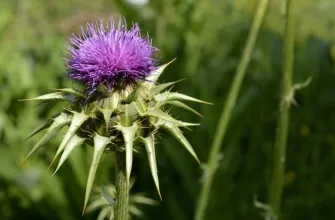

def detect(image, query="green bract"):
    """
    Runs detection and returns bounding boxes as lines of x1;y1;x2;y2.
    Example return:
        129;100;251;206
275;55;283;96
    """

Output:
22;61;211;211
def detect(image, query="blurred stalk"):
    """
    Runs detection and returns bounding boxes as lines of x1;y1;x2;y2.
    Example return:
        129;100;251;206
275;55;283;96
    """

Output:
115;152;129;220
269;0;295;216
194;1;269;220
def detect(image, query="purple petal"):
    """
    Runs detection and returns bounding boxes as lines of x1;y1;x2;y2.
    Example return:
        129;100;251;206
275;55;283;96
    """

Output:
66;17;158;93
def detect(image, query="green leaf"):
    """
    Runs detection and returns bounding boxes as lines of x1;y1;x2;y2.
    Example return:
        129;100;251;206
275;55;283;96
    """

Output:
108;210;114;220
83;134;111;214
68;146;87;188
145;109;183;126
101;184;116;205
134;99;148;115
115;124;138;184
149;79;184;96
178;122;201;127
162;122;200;163
53;135;85;175
165;100;203;117
53;88;85;98
129;205;143;217
144;59;176;89
22;113;71;164
130;194;158;206
155;119;200;130
102;109;113;128
154;92;212;105
97;207;113;220
19;92;75;102
140;134;161;199
101;92;120;110
86;199;107;213
25;117;54;140
50;112;89;168
123;86;140;104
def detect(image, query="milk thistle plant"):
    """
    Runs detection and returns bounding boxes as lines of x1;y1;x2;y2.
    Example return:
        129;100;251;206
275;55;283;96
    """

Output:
23;17;209;220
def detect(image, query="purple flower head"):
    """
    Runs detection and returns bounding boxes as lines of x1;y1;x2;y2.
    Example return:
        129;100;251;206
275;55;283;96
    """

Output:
66;17;157;93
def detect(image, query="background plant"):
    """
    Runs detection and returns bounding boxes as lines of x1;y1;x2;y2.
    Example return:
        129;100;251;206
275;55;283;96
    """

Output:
1;0;335;220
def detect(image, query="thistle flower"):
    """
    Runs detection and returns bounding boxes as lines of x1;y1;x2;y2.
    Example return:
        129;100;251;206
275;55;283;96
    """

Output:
22;16;211;216
66;18;157;93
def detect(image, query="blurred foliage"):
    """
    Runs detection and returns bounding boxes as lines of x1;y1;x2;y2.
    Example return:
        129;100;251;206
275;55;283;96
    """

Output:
0;0;335;219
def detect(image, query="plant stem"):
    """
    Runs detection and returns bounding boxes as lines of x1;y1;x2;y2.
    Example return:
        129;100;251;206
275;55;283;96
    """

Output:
115;151;129;220
269;0;295;216
194;1;269;220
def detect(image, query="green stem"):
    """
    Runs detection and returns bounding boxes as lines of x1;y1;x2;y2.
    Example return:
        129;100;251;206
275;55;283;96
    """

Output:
194;1;269;220
115;151;129;220
269;0;295;216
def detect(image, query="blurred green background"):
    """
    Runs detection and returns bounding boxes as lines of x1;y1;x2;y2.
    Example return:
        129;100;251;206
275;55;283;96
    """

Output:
1;0;335;219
